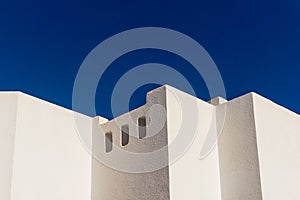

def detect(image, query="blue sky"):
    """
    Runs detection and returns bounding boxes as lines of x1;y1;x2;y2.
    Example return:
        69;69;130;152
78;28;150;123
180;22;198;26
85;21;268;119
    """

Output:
0;0;299;119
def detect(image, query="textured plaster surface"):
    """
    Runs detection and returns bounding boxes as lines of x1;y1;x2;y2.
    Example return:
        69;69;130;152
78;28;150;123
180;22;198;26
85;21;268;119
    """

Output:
253;94;300;199
92;86;170;200
0;86;300;200
166;86;222;200
0;93;18;200
217;93;263;200
7;93;93;200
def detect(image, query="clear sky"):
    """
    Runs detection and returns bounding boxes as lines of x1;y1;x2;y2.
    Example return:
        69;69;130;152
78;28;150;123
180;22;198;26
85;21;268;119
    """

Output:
0;0;299;119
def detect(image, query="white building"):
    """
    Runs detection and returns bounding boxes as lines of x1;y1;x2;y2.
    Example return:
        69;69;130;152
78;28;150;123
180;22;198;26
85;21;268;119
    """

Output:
0;85;299;200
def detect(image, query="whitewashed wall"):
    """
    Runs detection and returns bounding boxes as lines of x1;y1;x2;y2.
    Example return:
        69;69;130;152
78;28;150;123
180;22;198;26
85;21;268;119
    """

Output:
0;86;300;200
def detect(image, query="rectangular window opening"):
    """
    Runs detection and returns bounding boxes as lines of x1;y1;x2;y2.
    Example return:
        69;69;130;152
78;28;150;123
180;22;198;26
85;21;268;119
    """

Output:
138;116;146;139
105;131;113;153
121;125;129;146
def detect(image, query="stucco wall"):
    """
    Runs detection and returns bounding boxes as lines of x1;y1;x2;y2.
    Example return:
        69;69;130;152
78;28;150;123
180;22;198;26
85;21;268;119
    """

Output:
92;86;170;200
253;94;300;199
9;93;93;200
166;86;222;200
0;93;18;200
217;93;263;200
1;87;300;200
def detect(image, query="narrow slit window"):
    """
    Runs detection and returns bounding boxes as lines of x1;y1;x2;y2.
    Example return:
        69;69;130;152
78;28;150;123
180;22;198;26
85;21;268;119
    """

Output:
121;125;129;146
138;116;146;139
105;132;113;153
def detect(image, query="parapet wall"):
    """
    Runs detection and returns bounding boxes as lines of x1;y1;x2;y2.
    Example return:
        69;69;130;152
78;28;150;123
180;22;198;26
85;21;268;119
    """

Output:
91;86;170;200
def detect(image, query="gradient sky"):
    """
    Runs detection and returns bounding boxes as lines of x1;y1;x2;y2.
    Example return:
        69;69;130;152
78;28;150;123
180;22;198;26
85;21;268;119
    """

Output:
0;0;299;119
